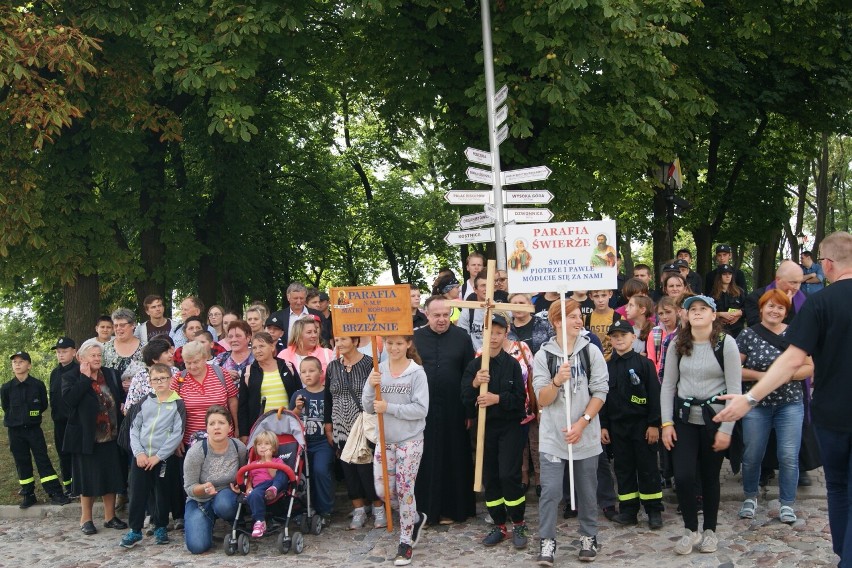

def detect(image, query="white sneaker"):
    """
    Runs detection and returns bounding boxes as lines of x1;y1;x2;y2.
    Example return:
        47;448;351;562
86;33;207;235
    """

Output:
674;529;701;555
349;507;367;530
698;529;718;553
374;504;388;528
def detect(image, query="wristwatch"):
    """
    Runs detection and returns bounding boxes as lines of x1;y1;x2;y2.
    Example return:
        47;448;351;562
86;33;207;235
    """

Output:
582;413;592;423
745;393;759;408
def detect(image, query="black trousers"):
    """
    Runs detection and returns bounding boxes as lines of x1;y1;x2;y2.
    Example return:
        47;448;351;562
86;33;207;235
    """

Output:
611;425;663;514
165;454;184;521
340;458;378;502
8;425;62;495
671;421;724;532
128;460;169;532
53;420;73;489
483;420;525;525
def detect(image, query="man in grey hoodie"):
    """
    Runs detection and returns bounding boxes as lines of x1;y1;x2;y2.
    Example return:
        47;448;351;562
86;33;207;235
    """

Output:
532;300;609;565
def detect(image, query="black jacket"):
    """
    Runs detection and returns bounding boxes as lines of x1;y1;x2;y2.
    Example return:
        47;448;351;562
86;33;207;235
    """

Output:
49;361;78;422
61;367;125;455
238;359;301;435
1;375;48;428
600;350;660;430
461;350;525;424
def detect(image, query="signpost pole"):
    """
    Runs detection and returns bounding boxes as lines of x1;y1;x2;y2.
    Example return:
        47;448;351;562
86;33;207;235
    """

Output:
479;0;506;270
371;338;393;532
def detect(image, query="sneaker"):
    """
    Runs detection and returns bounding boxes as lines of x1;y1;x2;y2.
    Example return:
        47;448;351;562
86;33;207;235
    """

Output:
648;510;663;530
119;530;143;549
373;504;388;528
738;498;757;519
394;543;413;566
612;512;638;526
578;535;598;562
482;525;507;547
251;520;266;538
537;538;556;566
50;493;71;506
411;512;427;548
264;486;278;502
154;526;170;545
779;505;798;524
602;506;617;521
104;517;128;530
512;523;529;549
19;494;37;509
698;529;718;553
674;529;701;555
349;507;367;530
172;518;184;531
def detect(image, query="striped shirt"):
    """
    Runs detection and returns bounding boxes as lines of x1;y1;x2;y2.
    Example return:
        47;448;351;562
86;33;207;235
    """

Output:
259;370;289;413
170;365;238;445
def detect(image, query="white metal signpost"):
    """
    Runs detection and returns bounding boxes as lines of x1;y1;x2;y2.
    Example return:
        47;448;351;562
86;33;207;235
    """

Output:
458;211;496;229
503;189;554;204
444;190;493;205
444;227;495;245
502;165;553;185
465;147;492;166
466;166;494;185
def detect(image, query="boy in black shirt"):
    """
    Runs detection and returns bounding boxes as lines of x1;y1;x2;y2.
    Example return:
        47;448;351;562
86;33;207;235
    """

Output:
49;337;78;496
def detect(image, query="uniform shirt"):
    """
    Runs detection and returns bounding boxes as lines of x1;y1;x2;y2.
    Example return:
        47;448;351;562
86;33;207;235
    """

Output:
1;376;48;428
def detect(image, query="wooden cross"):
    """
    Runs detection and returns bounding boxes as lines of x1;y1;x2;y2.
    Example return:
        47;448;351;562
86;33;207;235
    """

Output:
446;259;535;491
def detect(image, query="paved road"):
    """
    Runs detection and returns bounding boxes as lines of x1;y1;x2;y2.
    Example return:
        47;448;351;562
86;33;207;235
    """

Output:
0;468;837;567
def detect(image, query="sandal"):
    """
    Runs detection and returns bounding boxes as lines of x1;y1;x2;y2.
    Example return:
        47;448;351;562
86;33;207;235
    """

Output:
779;505;797;524
738;498;757;519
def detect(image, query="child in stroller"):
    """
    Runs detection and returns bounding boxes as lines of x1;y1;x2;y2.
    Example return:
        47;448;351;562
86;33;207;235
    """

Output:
245;431;288;538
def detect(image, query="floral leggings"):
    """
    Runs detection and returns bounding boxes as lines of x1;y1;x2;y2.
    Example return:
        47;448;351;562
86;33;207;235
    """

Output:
373;438;423;545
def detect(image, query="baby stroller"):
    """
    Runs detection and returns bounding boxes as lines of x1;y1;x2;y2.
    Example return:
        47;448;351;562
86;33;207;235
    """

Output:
224;407;322;556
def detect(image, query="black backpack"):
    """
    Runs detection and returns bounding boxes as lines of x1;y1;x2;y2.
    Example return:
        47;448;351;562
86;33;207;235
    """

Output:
545;345;593;394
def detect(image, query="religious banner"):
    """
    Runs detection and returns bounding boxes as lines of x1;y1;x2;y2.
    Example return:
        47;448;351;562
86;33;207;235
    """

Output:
330;284;414;337
505;220;618;293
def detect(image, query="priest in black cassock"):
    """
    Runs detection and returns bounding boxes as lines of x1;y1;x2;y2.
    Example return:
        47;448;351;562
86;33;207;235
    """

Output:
414;295;477;524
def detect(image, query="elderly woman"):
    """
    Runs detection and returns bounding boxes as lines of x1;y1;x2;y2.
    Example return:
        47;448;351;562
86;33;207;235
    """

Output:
736;289;814;524
183;405;247;554
214;320;255;386
278;316;335;372
62;340;128;535
173;316;205;369
238;332;300;443
171;341;239;447
102;308;146;377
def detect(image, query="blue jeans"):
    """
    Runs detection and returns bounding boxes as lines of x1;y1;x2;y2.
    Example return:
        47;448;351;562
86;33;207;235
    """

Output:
184;488;239;554
813;424;852;567
741;402;803;505
308;441;334;516
247;472;286;522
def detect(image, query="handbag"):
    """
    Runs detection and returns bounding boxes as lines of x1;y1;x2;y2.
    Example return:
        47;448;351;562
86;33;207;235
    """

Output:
340;374;378;464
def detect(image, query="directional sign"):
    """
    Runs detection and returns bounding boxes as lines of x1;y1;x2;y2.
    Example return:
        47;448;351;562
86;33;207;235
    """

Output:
501;166;552;185
465;147;492;166
494;84;509;107
444;190;493;205
505;208;554;223
496;123;508;145
502;189;554;204
445;227;495;245
466;167;494;185
494;105;508;126
458;211;495;229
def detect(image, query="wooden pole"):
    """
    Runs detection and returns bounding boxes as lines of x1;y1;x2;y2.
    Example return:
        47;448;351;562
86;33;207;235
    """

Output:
473;260;497;491
558;293;576;510
372;337;393;532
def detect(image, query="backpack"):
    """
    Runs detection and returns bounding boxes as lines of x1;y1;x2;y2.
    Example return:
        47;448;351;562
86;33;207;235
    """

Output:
117;394;187;454
545;345;593;394
178;364;227;393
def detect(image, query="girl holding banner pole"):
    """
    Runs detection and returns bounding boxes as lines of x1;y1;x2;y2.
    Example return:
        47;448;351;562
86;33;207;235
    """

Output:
532;300;609;566
363;336;429;566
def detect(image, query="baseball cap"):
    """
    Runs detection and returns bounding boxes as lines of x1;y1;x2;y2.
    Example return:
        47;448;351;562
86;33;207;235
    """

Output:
607;320;635;335
715;244;732;253
51;337;76;350
674;259;690;269
265;312;287;330
491;313;509;329
718;263;735;274
682;295;717;312
10;351;31;362
662;263;679;273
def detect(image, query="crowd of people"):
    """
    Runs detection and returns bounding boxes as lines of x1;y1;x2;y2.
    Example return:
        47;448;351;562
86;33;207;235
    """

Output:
3;233;851;568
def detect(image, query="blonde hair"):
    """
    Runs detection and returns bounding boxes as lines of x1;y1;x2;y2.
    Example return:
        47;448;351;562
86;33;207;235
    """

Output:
253;430;279;453
821;231;852;267
288;316;320;349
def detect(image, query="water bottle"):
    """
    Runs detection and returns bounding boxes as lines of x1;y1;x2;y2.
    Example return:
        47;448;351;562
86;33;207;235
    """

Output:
628;368;640;386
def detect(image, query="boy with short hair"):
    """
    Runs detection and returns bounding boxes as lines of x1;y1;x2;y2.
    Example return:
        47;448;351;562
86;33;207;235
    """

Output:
600;321;663;529
585;290;620;361
95;315;114;346
1;351;70;508
49;337;78;496
120;363;185;548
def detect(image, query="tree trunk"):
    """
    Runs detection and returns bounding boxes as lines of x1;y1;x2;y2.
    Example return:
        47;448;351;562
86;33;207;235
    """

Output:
693;226;714;278
134;133;168;314
63;273;100;346
813;132;830;257
652;188;671;280
754;228;782;288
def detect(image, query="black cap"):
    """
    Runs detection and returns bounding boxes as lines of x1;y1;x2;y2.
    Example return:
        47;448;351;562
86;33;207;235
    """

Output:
491;314;509;329
318;292;330;302
265;312;287;330
718;263;735;273
662;263;679;273
674;259;690;269
10;351;31;362
51;336;76;350
607;320;635;335
715;244;732;253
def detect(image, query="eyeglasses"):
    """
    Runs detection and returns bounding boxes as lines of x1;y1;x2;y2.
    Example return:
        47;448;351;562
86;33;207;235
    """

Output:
150;376;170;383
817;257;834;263
113;322;133;329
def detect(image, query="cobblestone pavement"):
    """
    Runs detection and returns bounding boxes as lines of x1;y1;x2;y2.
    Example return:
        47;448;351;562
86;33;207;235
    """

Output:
0;469;838;567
